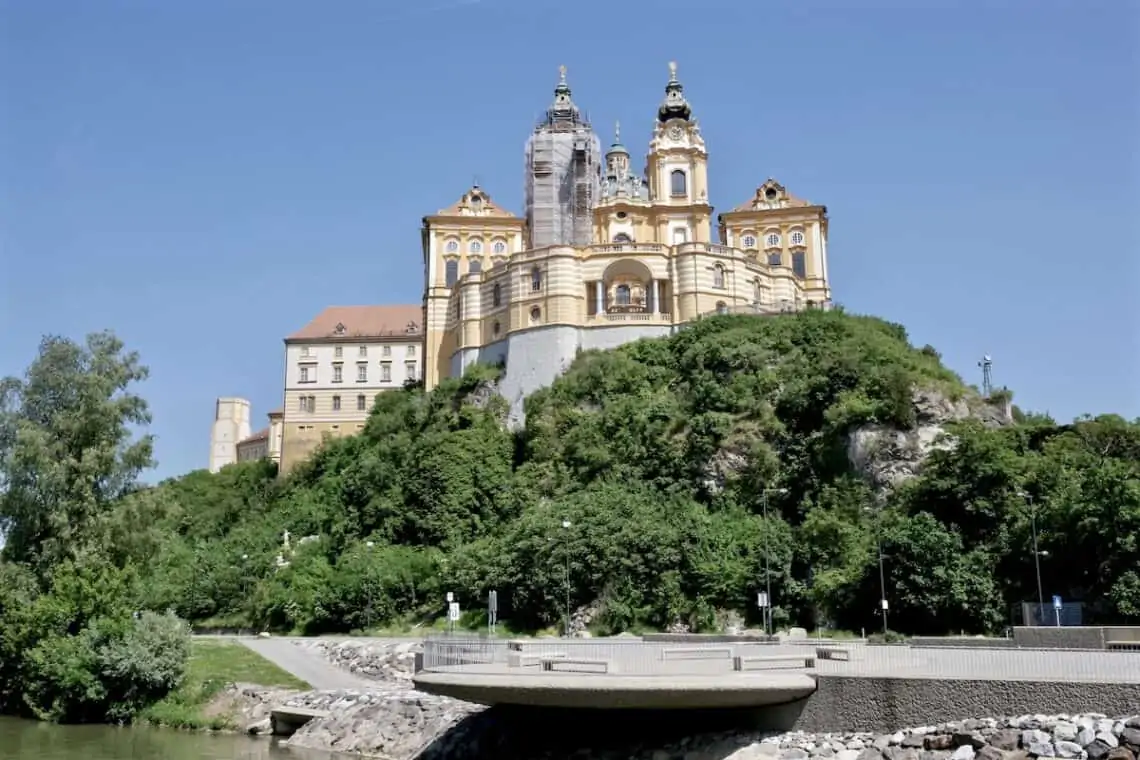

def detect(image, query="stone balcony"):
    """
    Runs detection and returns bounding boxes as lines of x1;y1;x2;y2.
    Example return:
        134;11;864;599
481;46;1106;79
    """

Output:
586;311;673;325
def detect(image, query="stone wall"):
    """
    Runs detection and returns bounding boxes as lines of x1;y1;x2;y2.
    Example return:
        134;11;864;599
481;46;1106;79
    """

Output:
794;678;1140;734
910;638;1017;649
1013;627;1107;650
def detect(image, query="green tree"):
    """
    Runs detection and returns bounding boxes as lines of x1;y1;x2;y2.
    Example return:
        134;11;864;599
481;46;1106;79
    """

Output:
0;331;152;574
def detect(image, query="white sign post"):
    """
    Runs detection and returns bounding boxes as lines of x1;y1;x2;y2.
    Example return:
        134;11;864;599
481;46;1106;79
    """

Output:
757;592;770;635
1052;595;1062;628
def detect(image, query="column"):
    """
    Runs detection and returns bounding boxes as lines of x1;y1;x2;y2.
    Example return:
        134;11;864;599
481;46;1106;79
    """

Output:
652;280;661;314
594;281;604;315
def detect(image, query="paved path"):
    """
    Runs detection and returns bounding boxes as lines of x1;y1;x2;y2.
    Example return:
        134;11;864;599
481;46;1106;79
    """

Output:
236;636;379;691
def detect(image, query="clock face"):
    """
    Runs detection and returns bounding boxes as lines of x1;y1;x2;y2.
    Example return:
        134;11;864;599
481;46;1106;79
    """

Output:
667;125;684;141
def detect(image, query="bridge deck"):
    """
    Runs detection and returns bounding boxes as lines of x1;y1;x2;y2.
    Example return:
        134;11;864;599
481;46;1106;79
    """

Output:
413;664;818;709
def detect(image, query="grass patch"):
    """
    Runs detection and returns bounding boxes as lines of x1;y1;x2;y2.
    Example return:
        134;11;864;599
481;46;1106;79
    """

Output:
140;639;310;731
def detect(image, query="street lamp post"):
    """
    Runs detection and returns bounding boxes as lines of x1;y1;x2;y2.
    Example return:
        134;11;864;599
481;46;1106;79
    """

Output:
1019;492;1046;624
561;519;572;637
365;541;376;631
863;507;889;634
761;488;789;636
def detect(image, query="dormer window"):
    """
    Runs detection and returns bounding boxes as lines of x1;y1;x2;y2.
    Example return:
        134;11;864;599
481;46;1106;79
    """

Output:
333;322;346;336
406;321;418;334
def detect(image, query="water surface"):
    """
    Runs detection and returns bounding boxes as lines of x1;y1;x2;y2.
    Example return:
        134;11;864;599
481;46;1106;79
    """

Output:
0;717;351;760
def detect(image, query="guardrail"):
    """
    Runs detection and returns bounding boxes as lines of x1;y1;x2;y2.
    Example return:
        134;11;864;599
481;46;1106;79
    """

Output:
421;636;1140;683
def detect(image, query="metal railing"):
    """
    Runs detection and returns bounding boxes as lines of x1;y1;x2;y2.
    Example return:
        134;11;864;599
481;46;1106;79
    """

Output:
420;636;1140;683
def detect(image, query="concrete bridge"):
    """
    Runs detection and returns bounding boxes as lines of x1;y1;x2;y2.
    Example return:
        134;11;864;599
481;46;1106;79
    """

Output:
412;636;1140;733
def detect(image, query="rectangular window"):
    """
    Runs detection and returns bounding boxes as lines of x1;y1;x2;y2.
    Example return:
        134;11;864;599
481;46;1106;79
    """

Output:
405;361;417;380
300;346;313;358
672;227;689;245
382;345;392;357
356;394;367;411
406;345;416;358
299;366;310;383
358;346;367;357
334;346;343;359
332;395;341;411
298;395;316;413
381;362;392;382
356;363;368;382
332;364;343;383
792;251;807;279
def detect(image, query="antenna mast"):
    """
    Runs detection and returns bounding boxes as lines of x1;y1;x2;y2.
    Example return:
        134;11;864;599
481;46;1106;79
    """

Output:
978;354;993;398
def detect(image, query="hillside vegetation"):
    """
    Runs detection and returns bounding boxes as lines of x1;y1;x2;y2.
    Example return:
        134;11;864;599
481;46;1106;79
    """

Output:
2;311;1139;720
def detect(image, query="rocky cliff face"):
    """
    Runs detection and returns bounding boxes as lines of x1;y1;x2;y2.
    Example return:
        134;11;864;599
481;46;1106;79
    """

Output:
846;388;1012;494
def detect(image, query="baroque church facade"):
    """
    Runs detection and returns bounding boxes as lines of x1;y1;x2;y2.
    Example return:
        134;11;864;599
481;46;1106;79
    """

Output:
419;62;834;425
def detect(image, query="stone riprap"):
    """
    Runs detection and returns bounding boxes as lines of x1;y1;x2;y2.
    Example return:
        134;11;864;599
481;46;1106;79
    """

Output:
280;688;482;758
276;703;1140;760
296;639;421;684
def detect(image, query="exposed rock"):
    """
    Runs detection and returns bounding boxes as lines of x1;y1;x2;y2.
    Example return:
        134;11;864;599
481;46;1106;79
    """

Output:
847;387;1011;493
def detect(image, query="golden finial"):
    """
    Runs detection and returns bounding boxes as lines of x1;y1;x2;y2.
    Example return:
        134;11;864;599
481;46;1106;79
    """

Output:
668;61;678;81
558;64;567;83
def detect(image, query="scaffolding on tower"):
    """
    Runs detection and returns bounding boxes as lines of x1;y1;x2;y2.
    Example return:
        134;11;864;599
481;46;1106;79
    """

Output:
524;69;601;249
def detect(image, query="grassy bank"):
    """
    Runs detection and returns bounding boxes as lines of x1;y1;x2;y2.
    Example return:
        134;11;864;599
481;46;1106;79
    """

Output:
141;639;310;730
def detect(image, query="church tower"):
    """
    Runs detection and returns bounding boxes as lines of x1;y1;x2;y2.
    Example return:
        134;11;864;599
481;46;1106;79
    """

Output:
646;62;713;246
524;66;602;249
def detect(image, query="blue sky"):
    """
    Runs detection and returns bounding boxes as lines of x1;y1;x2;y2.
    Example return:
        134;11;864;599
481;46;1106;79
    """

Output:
1;0;1136;481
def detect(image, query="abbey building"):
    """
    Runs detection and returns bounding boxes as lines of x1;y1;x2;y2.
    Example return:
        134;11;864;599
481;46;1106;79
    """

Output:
421;63;833;424
210;62;834;472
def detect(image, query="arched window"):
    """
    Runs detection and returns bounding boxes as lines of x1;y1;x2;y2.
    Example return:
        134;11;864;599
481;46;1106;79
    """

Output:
670;169;687;197
790;230;805;246
615;284;631;305
445;260;459;287
792;251;807;279
469;240;483;254
468;259;482;274
767;252;782;267
742;234;757;249
713;264;726;289
492;240;507;254
492;283;502;307
531;267;543;292
613;233;632;244
445;239;459;254
716;301;728;315
765;233;781;248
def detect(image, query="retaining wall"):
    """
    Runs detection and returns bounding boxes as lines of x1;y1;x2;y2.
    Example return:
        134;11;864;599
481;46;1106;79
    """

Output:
788;676;1140;733
909;637;1017;649
1012;626;1106;650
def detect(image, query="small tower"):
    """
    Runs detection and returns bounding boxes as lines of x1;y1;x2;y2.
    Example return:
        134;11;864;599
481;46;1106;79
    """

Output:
646;61;712;243
209;397;252;473
524;65;602;249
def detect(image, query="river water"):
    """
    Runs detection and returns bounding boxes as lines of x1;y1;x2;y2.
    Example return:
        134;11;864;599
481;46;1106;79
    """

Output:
0;717;352;760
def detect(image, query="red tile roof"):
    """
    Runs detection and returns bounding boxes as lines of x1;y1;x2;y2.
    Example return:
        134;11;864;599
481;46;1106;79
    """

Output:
287;305;422;341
